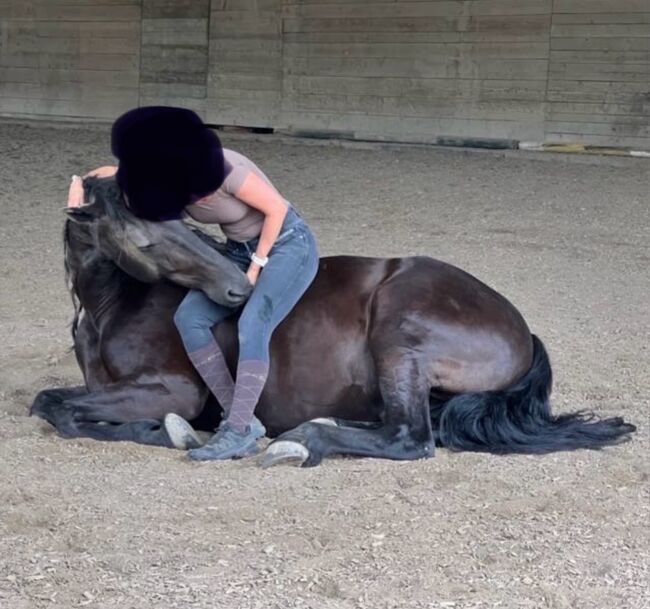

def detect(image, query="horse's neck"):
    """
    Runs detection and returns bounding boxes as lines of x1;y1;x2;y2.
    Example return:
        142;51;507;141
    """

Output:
65;222;148;330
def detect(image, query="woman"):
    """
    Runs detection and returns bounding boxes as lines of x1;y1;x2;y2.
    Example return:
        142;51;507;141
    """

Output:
68;106;319;460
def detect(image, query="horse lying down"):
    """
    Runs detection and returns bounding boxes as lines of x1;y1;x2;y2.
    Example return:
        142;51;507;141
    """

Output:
31;177;635;467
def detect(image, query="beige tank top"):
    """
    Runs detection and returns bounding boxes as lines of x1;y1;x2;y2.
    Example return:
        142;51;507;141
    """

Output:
185;149;287;242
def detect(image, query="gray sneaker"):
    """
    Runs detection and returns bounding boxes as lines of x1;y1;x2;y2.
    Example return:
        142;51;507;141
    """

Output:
188;421;261;461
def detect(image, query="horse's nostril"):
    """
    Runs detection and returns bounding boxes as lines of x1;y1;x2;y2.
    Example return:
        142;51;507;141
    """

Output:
227;288;250;303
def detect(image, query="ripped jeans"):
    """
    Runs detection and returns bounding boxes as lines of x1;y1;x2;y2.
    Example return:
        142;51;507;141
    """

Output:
173;208;319;363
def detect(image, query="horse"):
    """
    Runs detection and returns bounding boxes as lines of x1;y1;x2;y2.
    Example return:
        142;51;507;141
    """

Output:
31;177;635;467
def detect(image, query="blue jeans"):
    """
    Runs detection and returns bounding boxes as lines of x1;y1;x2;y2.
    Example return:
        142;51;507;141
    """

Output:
174;208;319;362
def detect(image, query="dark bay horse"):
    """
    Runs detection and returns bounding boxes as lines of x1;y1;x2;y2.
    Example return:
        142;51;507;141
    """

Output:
31;177;635;466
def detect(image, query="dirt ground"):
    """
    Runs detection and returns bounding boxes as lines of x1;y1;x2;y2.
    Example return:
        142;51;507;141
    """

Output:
0;121;648;609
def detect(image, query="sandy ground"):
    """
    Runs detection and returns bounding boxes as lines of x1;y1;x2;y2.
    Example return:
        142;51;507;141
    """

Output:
0;121;648;609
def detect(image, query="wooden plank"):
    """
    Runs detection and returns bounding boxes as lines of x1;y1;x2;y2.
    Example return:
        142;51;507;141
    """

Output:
550;50;650;63
284;75;547;100
552;12;650;25
551;37;650;52
545;120;650;137
284;56;549;80
0;96;136;118
0;66;140;87
547;101;650;116
546;110;650;125
210;12;281;38
0;4;140;21
142;19;207;47
139;82;206;99
277;109;544;140
2;51;138;71
211;55;281;75
553;0;649;14
0;80;138;101
206;102;278;128
139;95;206;115
281;93;543;121
283;29;550;44
282;41;550;60
544;132;650;146
210;0;280;11
142;0;209;19
209;74;282;92
6;34;139;55
209;89;282;104
5;20;139;38
283;0;551;18
209;39;282;54
283;0;552;19
551;23;650;37
283;15;550;37
547;83;650;104
549;62;650;82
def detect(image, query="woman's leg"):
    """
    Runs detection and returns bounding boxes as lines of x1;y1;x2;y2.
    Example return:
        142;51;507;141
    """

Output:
189;226;319;460
173;289;237;410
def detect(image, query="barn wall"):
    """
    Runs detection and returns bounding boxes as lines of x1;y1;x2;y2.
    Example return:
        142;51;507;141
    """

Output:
279;0;552;142
206;0;283;128
139;0;210;115
545;0;650;147
0;0;141;120
0;1;648;148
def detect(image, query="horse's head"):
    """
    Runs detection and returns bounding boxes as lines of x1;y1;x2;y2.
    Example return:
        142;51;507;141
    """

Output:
66;177;251;307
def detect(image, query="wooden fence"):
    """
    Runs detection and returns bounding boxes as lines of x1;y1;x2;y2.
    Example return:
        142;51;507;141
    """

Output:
0;0;648;148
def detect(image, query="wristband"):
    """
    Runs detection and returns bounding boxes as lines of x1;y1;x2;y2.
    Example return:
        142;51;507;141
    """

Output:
251;253;269;268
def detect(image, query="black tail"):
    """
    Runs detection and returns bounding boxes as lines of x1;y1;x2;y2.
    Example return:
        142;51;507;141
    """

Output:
437;335;636;454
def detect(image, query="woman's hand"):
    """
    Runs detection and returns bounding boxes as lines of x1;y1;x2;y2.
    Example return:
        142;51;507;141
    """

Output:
67;176;84;208
246;264;261;286
67;166;118;208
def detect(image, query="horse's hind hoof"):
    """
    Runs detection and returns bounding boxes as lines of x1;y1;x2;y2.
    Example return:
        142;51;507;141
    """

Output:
164;413;203;450
261;440;309;468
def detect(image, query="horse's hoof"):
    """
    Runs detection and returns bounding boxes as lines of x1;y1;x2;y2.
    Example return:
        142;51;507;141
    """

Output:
164;413;202;450
261;440;309;468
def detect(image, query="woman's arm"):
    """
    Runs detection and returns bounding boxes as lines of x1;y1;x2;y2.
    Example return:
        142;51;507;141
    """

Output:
67;165;118;208
234;172;289;285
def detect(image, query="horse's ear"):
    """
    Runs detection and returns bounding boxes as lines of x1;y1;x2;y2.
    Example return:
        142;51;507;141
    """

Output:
65;202;103;223
96;218;160;283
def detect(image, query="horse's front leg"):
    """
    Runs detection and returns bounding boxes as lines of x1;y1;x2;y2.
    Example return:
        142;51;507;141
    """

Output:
30;386;88;425
32;375;206;448
263;354;434;467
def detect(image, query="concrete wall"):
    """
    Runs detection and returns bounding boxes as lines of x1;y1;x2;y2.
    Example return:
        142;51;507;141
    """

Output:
0;0;648;148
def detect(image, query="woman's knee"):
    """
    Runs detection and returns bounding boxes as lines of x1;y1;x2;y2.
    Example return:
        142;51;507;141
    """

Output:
174;296;215;341
173;301;195;335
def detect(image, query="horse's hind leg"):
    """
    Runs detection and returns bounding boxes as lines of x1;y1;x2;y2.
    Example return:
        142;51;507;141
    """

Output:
263;353;434;467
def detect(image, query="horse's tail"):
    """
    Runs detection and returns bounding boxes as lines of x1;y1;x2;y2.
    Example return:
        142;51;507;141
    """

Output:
437;335;635;454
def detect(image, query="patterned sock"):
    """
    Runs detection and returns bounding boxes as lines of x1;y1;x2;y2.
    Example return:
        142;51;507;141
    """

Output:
226;360;269;432
187;341;234;413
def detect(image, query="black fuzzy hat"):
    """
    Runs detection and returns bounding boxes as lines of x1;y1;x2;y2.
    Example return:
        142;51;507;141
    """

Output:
111;106;225;221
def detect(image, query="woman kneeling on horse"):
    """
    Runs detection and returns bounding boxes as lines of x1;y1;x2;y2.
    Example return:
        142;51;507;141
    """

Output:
68;106;319;460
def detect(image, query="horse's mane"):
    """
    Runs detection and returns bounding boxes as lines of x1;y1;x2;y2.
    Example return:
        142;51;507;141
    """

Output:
63;176;226;341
